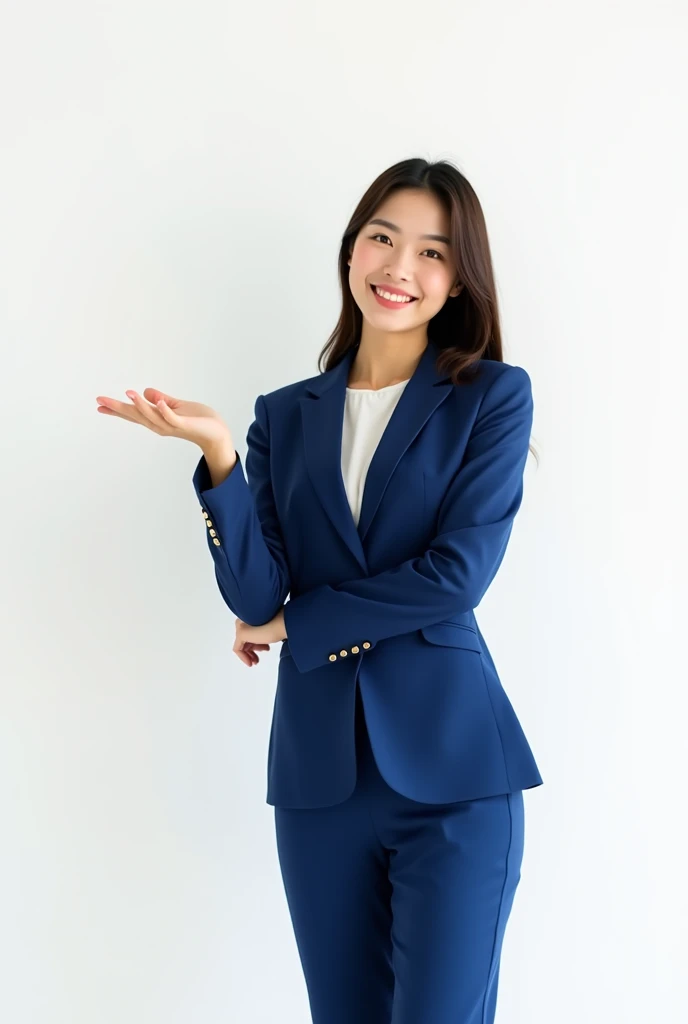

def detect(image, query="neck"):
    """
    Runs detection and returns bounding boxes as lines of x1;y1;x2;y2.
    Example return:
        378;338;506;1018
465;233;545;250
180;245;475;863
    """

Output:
348;338;428;390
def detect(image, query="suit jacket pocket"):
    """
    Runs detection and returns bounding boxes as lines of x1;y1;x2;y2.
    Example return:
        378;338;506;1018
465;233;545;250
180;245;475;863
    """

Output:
419;621;482;652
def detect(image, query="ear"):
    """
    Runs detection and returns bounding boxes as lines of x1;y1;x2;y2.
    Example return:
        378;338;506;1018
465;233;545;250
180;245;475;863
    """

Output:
448;280;463;299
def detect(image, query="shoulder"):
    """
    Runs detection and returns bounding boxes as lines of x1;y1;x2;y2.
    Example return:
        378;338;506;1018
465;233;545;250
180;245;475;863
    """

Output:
466;359;532;406
448;357;531;405
261;368;323;405
467;358;531;388
468;362;534;441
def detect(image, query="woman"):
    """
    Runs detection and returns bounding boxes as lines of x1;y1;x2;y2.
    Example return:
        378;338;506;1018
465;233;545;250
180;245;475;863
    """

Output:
96;157;543;1024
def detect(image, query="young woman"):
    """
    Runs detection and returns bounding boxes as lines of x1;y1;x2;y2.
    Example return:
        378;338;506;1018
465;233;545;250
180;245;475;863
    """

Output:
96;157;543;1024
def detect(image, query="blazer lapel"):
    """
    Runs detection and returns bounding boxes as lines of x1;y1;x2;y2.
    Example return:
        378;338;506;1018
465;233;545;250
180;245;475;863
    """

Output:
299;340;454;573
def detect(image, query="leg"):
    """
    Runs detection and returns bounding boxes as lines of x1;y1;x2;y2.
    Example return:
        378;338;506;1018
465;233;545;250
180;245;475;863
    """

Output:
273;686;395;1023
388;790;525;1024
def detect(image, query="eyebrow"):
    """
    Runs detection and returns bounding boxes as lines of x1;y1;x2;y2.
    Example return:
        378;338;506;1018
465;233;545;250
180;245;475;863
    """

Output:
367;218;451;246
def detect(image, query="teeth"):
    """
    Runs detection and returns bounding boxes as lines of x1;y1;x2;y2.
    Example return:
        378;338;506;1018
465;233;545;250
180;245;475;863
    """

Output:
374;286;413;303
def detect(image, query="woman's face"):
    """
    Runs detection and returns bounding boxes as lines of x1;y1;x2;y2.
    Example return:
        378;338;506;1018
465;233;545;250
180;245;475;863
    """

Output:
347;188;462;334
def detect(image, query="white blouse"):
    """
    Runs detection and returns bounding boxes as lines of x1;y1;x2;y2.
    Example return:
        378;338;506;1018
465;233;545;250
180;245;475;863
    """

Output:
341;378;411;527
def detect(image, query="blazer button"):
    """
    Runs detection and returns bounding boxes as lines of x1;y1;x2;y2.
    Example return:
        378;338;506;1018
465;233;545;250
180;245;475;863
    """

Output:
351;646;359;654
212;538;221;547
339;650;347;657
201;510;209;518
328;654;337;662
209;529;217;537
205;520;213;528
362;642;371;649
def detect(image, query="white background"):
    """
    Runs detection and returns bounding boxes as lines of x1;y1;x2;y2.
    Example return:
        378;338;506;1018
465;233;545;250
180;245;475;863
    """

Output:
1;2;686;1021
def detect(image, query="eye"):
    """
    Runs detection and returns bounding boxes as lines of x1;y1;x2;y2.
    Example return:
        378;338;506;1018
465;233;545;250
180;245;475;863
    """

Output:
369;234;444;260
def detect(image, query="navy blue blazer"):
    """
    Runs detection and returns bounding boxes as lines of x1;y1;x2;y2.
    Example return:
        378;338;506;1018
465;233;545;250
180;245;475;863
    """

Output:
192;340;544;808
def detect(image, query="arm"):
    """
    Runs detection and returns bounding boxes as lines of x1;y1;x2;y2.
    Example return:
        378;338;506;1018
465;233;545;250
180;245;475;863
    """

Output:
283;365;534;674
192;393;290;624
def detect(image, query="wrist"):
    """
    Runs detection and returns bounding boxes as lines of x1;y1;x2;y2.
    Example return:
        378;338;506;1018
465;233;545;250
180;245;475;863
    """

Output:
202;435;234;460
201;438;237;488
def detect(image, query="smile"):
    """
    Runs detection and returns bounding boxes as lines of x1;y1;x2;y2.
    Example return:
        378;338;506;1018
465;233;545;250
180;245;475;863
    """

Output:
370;284;418;308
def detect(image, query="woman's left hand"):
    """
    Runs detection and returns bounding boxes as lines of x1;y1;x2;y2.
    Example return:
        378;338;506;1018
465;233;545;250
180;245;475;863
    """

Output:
233;608;287;667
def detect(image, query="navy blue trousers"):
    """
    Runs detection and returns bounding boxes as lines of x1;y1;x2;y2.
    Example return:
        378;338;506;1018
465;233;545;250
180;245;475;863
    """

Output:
274;682;525;1023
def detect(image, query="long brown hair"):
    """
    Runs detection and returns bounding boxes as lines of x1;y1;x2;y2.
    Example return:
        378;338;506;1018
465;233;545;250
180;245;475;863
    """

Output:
316;156;538;463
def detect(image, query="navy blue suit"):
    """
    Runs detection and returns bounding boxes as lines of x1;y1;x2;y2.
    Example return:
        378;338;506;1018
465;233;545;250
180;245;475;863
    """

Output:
193;340;543;1022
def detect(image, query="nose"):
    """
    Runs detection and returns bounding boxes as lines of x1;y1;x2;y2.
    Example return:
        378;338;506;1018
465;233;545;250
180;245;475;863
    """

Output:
383;261;412;283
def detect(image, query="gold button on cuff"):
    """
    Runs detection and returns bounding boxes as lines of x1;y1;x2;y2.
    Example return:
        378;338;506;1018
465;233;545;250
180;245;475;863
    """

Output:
212;538;221;547
209;529;217;537
201;510;209;518
328;654;337;662
351;646;359;654
205;520;213;528
362;642;371;649
339;650;347;657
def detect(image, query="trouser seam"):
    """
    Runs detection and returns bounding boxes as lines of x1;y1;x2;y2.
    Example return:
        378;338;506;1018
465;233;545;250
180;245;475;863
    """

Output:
481;792;514;1024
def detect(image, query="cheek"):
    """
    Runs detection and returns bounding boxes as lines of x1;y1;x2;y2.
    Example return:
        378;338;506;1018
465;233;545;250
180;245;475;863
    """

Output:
349;253;381;306
351;245;379;279
420;264;453;298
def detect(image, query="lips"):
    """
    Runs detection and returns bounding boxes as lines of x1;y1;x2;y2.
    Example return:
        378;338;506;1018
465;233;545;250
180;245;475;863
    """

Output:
370;284;417;301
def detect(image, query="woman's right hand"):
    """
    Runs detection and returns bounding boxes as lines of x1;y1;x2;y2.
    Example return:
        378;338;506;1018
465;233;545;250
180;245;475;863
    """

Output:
95;387;233;453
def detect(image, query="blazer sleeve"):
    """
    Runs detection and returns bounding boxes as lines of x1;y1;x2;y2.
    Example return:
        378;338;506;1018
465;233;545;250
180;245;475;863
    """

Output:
192;393;291;624
283;365;534;674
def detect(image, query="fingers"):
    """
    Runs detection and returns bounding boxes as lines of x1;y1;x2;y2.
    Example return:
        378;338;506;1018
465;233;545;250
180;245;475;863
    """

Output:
154;398;182;428
95;392;168;432
95;395;149;425
125;390;168;431
233;638;254;667
96;391;177;433
233;640;270;667
143;387;180;408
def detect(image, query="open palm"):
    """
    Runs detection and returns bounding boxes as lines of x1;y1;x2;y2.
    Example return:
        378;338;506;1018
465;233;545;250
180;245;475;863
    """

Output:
95;387;232;450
